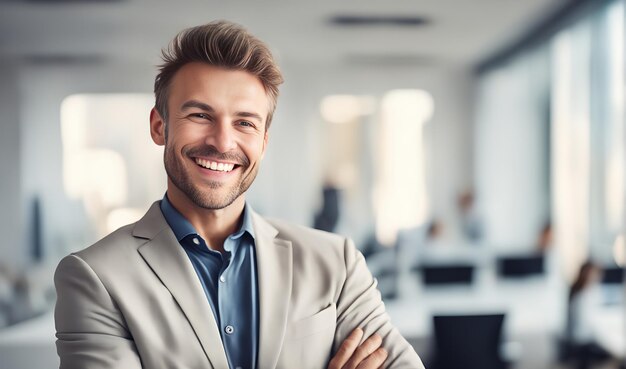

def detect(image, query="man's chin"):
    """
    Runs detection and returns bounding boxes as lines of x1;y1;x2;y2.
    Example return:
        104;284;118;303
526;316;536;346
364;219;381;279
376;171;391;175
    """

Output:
188;189;242;210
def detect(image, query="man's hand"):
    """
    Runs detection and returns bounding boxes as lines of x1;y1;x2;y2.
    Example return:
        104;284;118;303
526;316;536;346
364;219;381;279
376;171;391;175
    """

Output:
328;328;388;369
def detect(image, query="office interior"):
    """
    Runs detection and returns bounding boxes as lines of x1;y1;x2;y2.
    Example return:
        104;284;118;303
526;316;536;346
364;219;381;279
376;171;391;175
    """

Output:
0;0;624;368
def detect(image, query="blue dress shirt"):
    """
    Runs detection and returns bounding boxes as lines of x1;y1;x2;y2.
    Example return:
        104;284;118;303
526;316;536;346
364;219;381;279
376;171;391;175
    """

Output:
160;195;259;369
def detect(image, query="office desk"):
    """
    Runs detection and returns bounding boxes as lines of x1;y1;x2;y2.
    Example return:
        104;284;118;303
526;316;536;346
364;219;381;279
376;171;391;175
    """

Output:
385;264;624;367
386;276;567;338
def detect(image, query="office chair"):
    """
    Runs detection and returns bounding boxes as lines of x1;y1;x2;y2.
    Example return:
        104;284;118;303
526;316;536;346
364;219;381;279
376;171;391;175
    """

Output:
601;266;625;284
430;313;508;369
497;255;544;278
421;264;475;286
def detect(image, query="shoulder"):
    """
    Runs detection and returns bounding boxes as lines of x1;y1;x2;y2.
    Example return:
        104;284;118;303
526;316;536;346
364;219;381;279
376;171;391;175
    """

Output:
55;221;150;282
266;217;346;246
261;217;361;270
63;201;166;269
76;223;144;263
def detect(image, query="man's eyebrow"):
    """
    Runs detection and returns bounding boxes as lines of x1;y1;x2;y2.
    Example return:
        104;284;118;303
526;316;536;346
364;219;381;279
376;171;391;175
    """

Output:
180;100;214;112
235;111;263;123
180;100;263;123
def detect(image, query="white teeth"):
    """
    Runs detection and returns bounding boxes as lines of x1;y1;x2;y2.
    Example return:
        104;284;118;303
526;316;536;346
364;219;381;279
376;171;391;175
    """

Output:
194;158;235;172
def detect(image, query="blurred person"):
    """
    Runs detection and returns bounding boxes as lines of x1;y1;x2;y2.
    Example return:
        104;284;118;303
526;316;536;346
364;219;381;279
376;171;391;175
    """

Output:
536;221;558;278
0;262;16;326
426;220;444;244
395;219;446;278
421;219;447;253
457;189;483;242
313;184;341;233
395;224;426;265
53;21;424;369
9;263;57;324
566;261;611;369
536;221;553;254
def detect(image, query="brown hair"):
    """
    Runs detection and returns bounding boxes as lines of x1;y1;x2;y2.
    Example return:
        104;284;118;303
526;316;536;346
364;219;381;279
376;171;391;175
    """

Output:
568;260;601;301
154;20;283;130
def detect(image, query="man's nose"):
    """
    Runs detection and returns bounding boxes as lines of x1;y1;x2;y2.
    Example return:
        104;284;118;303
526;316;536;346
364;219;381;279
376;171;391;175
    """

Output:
205;121;237;153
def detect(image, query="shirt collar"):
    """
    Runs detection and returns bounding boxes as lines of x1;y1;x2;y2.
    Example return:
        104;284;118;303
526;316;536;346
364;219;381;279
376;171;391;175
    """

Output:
160;194;256;243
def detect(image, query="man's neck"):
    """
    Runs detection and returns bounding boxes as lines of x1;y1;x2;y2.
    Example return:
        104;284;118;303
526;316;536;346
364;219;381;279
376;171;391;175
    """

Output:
166;185;245;253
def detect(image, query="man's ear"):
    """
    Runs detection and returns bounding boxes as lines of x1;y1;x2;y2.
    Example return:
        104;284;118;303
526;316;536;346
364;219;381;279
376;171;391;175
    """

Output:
150;107;166;146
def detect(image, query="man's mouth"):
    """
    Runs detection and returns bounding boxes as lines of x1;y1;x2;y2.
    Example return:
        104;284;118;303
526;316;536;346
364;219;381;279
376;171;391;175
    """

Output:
194;158;237;172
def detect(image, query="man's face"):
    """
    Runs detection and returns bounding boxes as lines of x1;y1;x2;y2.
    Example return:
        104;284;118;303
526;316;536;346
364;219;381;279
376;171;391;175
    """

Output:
150;62;270;210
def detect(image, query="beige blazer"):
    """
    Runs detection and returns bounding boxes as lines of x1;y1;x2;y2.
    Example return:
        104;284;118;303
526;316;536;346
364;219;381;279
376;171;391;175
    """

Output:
54;202;424;369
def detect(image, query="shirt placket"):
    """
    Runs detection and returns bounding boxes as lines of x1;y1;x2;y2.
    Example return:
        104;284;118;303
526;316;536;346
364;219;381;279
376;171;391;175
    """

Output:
218;237;238;368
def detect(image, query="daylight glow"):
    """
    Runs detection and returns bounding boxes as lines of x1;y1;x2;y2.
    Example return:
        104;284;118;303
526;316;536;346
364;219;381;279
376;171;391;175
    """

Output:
375;89;435;245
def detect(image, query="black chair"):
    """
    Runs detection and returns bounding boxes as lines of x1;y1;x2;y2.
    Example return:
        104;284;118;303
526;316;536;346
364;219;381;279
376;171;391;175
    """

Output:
421;264;475;286
497;255;544;278
601;266;625;284
430;313;508;369
376;267;398;300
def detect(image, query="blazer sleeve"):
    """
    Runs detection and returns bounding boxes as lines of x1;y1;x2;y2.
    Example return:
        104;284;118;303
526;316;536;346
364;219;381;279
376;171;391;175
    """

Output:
54;254;143;369
333;238;425;369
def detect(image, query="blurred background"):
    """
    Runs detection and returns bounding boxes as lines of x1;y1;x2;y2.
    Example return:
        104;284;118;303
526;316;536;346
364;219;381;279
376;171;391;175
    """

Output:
0;0;624;368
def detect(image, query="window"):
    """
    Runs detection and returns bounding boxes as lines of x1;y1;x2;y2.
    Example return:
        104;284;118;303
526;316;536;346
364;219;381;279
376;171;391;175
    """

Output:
61;93;166;238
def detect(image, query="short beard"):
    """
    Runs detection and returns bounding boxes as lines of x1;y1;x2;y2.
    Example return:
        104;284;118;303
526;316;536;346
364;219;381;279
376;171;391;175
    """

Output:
163;142;256;210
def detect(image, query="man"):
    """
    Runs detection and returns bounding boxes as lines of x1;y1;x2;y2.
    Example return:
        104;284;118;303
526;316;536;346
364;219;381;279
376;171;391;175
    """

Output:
54;21;424;369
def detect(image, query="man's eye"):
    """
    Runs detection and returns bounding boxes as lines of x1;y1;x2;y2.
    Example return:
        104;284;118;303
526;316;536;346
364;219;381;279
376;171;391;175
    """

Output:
188;113;210;120
239;121;254;127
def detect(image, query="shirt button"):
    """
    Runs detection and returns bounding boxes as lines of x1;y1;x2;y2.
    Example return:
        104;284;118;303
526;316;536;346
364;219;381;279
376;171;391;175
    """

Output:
224;325;234;335
192;237;200;245
219;275;226;283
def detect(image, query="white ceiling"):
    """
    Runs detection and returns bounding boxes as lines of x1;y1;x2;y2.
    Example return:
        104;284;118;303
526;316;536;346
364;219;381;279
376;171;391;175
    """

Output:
0;0;568;68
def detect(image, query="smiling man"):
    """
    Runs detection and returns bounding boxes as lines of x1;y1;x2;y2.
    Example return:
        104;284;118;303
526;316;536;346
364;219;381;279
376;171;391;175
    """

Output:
54;21;424;369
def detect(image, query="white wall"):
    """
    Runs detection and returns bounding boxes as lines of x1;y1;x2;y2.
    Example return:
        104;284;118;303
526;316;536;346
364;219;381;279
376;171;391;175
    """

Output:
0;62;25;266
474;49;551;251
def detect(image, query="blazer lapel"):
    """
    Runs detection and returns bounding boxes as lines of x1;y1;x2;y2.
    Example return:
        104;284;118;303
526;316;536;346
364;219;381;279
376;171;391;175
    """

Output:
134;202;229;369
252;212;293;369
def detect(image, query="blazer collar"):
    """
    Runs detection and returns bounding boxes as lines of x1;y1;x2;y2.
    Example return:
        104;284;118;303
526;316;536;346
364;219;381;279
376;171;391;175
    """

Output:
133;202;293;369
134;202;229;369
251;212;293;369
132;201;167;240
